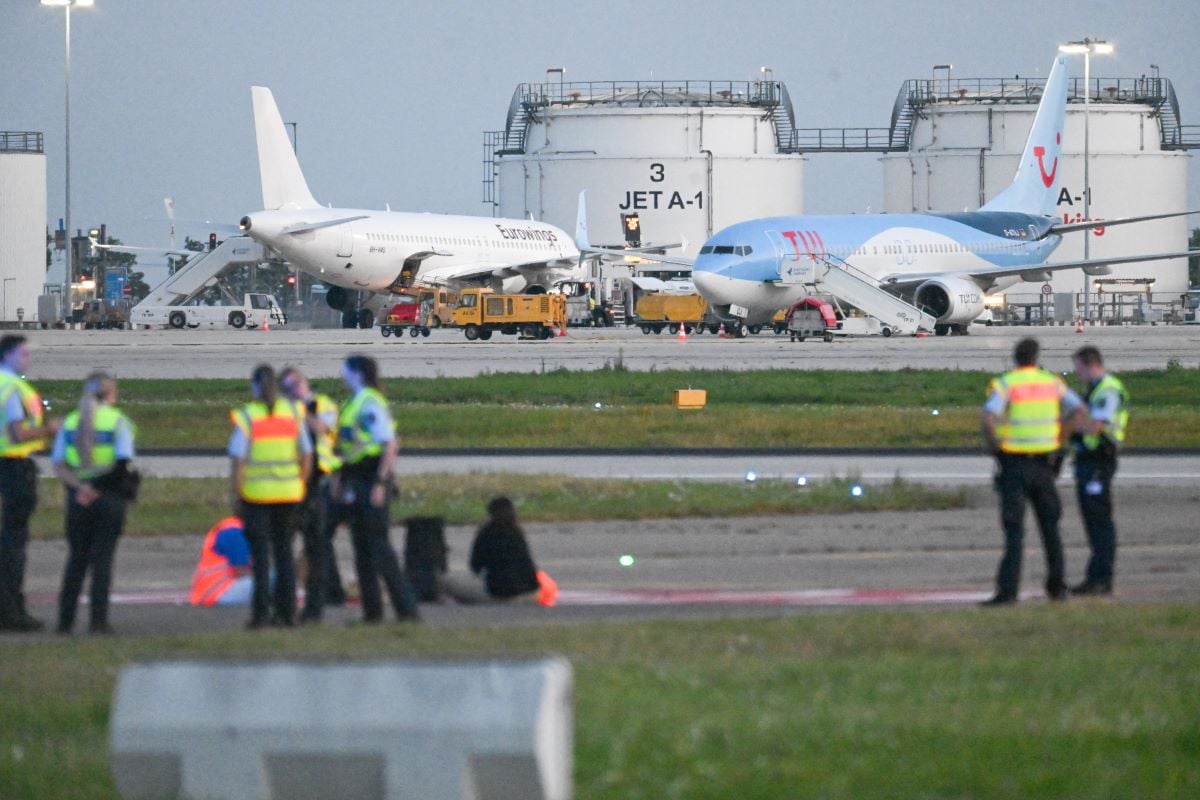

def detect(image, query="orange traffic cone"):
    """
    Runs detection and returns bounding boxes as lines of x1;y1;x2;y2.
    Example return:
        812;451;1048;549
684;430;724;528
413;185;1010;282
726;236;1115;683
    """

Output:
556;325;566;337
1075;318;1084;334
717;322;727;338
677;324;687;342
262;317;270;332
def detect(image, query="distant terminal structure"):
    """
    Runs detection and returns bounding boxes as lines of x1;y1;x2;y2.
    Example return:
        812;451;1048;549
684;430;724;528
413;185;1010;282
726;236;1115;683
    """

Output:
881;71;1199;295
0;132;46;323
484;74;807;256
484;67;1197;296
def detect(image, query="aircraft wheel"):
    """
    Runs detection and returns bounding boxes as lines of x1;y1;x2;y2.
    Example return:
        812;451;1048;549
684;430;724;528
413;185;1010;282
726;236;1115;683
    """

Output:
358;309;374;329
734;326;749;339
464;324;480;341
934;324;950;337
168;311;186;329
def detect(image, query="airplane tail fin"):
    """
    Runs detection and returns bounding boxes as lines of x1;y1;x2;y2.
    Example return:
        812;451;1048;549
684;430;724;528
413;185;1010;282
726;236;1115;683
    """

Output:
251;86;319;211
574;190;590;250
981;55;1069;216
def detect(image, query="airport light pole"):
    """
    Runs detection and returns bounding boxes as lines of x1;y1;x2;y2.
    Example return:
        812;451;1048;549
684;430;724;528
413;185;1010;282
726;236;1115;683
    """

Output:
41;0;94;317
1059;38;1113;322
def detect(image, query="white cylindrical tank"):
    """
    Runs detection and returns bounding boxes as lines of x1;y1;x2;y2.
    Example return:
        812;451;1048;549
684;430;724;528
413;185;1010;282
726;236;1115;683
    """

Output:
494;82;805;256
882;80;1191;296
0;133;47;323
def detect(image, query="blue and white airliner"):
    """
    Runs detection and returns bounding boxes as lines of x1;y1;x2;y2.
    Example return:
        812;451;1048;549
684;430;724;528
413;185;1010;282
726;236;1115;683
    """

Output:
639;55;1197;335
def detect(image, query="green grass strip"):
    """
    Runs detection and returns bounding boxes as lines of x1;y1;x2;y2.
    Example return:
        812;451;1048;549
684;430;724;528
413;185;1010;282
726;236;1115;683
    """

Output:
1;606;1196;799
28;474;968;539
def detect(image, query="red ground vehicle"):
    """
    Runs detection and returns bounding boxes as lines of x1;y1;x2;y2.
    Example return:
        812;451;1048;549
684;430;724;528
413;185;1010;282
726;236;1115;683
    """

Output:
379;297;429;338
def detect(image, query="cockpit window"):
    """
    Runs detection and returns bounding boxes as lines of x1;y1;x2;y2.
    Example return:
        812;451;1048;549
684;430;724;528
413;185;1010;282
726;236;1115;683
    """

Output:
699;245;714;254
735;245;753;256
712;245;735;255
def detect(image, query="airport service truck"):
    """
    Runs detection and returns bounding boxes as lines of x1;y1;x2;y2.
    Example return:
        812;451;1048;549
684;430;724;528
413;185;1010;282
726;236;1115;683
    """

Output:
634;293;708;334
132;293;287;330
451;288;566;341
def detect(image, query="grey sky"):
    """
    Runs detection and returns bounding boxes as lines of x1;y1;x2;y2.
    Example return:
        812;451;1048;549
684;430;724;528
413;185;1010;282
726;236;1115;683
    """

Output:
3;0;1197;272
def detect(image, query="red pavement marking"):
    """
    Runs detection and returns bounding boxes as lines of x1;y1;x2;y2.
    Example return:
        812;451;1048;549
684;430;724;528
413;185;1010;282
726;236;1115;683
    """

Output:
39;587;997;608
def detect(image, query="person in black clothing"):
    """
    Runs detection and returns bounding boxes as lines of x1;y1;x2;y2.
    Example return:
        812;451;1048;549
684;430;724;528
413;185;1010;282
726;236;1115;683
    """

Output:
441;497;540;604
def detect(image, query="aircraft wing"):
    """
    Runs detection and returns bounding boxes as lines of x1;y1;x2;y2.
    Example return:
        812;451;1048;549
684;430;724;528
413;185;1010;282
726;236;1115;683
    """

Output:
91;241;193;258
420;257;578;284
879;249;1200;290
584;247;696;267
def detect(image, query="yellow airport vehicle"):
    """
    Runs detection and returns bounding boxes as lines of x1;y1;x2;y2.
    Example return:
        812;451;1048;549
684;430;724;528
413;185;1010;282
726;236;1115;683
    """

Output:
452;288;567;341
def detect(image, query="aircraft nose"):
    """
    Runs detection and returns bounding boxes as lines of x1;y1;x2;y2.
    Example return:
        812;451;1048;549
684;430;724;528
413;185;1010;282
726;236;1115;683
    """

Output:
692;266;731;305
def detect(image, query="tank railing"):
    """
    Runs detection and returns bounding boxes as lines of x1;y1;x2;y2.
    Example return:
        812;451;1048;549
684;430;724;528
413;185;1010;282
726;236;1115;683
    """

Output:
787;128;895;152
517;80;785;110
0;131;44;153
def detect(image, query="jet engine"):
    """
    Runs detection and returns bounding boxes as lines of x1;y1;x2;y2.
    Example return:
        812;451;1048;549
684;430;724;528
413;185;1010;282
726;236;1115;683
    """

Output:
325;285;349;311
914;277;986;325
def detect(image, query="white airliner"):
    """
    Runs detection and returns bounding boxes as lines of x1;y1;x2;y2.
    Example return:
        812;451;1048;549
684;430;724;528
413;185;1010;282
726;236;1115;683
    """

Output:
641;55;1198;334
237;87;591;315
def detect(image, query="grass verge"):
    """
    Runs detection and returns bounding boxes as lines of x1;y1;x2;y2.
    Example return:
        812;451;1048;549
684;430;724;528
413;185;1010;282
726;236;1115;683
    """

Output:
29;474;969;539
0;605;1196;799
33;367;1200;449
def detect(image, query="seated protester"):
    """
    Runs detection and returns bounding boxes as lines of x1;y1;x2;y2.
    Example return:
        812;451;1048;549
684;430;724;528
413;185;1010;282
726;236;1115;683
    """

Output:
441;497;541;604
190;517;254;607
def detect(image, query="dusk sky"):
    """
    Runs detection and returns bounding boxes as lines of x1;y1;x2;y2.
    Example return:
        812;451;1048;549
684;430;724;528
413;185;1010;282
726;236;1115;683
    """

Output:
3;0;1197;275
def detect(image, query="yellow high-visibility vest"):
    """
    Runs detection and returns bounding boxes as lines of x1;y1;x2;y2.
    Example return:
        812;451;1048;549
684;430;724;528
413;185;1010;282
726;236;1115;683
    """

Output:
232;399;304;503
63;405;133;479
310;393;342;474
337;387;389;465
0;372;46;458
991;367;1065;454
1082;374;1129;451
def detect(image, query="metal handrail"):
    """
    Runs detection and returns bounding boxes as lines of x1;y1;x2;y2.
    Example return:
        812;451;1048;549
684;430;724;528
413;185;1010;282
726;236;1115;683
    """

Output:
0;132;43;154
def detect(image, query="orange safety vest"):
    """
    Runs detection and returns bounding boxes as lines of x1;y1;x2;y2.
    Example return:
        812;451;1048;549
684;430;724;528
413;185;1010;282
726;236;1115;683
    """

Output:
190;517;244;606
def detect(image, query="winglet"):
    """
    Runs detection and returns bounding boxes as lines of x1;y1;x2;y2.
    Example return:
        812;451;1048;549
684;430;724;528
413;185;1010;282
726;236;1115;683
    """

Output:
574;190;590;250
251;86;319;211
981;54;1069;216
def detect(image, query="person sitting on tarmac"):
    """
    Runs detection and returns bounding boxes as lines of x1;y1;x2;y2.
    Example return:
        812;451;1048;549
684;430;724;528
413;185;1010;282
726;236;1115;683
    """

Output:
440;496;542;605
190;517;254;607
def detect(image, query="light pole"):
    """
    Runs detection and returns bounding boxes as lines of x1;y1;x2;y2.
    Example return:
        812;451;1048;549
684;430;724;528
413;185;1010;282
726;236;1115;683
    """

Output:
41;0;94;316
1059;38;1113;322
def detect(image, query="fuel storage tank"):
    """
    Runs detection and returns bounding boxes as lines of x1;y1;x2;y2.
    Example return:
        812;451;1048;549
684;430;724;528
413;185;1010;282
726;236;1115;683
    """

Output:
0;132;46;323
486;77;805;255
881;73;1195;296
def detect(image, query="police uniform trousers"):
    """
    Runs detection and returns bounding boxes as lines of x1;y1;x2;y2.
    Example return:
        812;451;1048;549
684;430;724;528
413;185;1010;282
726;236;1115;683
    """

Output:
0;457;38;623
57;487;126;631
241;501;299;626
1074;453;1118;589
342;476;418;621
298;475;347;619
994;452;1066;599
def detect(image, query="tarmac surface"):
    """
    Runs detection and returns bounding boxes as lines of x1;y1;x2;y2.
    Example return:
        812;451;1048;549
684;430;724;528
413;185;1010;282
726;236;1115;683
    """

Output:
22;322;1200;379
2;324;1196;639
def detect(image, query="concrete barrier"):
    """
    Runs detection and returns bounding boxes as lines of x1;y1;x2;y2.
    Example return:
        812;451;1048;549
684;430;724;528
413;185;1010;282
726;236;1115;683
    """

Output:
109;658;572;800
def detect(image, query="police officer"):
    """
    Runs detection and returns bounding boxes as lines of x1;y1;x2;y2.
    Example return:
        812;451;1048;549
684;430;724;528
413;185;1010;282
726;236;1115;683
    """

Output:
51;372;135;635
0;335;60;632
335;354;419;623
1070;346;1128;596
279;366;345;622
229;364;312;629
981;337;1083;605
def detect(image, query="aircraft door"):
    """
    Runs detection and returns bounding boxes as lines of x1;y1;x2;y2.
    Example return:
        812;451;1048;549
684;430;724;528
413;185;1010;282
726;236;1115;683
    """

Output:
337;228;354;258
767;229;809;285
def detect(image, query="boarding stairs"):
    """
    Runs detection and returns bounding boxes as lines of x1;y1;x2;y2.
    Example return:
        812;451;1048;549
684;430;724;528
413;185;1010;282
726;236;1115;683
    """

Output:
778;253;937;335
131;236;269;315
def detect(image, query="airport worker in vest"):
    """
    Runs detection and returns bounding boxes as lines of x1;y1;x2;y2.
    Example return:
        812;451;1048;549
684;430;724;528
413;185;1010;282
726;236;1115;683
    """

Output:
1069;345;1129;596
190;517;254;607
335;354;419;623
229;364;312;628
0;335;60;632
981;337;1084;606
280;366;346;622
51;372;135;634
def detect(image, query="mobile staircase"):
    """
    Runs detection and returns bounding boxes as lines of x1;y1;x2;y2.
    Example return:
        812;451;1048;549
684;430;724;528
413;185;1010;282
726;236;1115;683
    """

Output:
131;236;269;316
778;253;937;335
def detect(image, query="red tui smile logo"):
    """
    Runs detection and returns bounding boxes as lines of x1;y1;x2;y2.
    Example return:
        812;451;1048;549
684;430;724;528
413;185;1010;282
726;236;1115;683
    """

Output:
1033;132;1062;188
